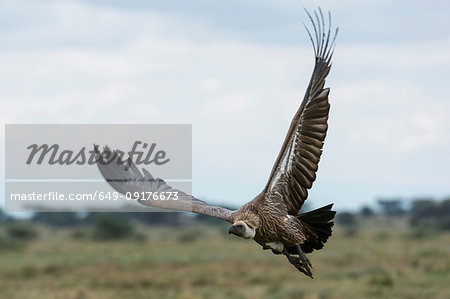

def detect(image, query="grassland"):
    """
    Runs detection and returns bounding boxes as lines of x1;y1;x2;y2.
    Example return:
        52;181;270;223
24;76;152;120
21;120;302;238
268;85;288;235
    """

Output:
0;218;449;299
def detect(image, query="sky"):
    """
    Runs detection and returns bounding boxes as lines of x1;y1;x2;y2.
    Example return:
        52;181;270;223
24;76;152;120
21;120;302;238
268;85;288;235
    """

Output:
1;0;450;211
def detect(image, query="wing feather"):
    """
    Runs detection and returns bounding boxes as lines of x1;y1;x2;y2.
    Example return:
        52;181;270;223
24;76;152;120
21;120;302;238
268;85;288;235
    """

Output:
259;9;337;215
96;146;235;222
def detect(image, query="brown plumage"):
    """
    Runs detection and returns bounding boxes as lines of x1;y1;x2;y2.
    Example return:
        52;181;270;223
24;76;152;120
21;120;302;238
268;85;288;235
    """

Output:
97;8;338;278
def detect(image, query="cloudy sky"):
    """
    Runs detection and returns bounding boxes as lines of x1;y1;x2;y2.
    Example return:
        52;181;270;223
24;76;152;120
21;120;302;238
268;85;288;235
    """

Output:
1;0;449;211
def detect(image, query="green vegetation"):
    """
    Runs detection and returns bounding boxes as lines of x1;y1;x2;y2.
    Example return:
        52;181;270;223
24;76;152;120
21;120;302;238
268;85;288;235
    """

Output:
410;199;450;230
4;222;38;240
0;233;23;251
0;218;449;299
92;216;135;240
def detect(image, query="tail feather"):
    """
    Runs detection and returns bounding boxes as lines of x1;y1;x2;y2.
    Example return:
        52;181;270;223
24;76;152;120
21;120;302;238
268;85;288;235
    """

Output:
298;203;336;253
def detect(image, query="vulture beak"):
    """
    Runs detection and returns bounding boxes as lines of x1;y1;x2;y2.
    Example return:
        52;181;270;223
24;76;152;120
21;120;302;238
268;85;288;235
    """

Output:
228;224;245;236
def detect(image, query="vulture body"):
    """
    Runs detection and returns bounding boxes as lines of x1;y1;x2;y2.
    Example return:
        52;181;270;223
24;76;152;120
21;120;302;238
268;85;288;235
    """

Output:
97;8;338;278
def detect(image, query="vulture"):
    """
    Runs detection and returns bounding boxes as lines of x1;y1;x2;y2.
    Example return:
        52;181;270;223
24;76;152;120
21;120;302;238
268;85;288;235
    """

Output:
96;8;338;278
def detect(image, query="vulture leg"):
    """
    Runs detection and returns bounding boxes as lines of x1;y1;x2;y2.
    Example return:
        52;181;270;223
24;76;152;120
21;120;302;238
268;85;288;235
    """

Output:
296;244;312;268
283;248;313;278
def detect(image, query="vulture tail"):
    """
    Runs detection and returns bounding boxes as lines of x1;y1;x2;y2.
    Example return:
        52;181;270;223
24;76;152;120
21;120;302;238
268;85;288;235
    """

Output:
297;203;336;253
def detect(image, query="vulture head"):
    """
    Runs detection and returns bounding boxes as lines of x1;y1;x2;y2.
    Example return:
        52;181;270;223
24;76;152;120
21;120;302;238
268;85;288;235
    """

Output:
228;220;256;239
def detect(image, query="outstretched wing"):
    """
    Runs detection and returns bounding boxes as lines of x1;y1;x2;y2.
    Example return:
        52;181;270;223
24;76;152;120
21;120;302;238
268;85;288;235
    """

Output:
96;146;234;223
260;9;338;215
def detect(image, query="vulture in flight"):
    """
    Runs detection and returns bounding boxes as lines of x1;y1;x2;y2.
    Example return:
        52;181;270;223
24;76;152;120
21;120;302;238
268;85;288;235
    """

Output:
97;8;338;278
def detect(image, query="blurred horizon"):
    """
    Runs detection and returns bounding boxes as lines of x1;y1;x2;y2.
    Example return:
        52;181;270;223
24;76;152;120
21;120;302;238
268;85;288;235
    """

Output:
1;0;450;212
1;198;449;298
